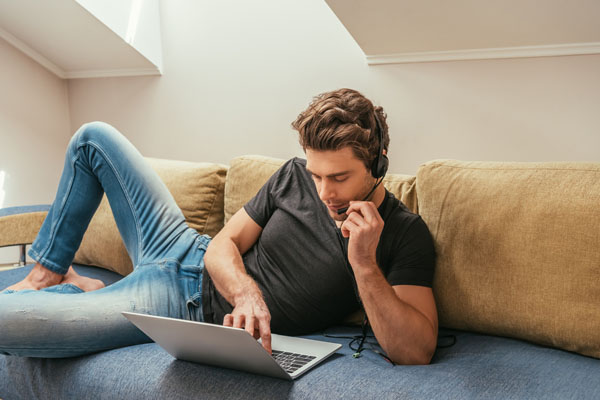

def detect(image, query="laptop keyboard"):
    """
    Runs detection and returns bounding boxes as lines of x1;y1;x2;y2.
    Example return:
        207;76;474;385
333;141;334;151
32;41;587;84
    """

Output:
272;350;316;374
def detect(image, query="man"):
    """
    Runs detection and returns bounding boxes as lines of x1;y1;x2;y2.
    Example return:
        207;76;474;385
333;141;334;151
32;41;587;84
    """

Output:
1;88;437;365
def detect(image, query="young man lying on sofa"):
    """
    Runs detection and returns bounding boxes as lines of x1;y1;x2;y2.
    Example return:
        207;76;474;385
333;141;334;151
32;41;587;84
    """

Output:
0;88;438;365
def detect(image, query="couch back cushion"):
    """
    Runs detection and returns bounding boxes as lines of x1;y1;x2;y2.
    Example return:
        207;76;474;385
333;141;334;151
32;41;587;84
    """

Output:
73;158;227;276
224;155;418;223
224;156;285;223
416;159;600;358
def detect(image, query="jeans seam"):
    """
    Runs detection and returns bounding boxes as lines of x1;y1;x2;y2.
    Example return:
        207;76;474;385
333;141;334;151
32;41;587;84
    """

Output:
137;258;180;268
33;152;80;273
84;140;144;265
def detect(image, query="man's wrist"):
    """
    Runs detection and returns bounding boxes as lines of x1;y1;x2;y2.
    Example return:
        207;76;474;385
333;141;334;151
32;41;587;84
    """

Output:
349;255;378;273
351;260;383;282
231;278;262;306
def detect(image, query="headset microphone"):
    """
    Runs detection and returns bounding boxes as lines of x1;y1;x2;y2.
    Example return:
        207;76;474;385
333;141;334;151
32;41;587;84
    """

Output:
336;112;388;215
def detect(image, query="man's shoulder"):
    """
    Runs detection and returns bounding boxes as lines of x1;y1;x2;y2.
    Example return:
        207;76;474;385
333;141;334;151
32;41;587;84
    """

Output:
383;191;419;223
382;192;432;241
275;157;310;183
265;157;313;199
275;157;307;174
290;157;307;169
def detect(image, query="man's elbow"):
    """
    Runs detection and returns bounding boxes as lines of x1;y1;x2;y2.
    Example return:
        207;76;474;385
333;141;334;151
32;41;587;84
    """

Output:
387;337;436;365
389;349;432;365
415;345;436;365
204;234;231;265
203;240;217;269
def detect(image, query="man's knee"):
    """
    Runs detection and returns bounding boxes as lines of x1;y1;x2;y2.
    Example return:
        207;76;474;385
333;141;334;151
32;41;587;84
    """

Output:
70;121;122;150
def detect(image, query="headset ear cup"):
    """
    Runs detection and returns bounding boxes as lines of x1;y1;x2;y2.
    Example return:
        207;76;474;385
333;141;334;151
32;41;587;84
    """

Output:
372;112;388;179
370;156;379;178
370;153;389;179
379;154;389;178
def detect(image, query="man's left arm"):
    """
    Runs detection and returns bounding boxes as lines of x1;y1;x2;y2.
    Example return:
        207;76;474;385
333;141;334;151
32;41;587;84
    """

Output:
341;202;438;365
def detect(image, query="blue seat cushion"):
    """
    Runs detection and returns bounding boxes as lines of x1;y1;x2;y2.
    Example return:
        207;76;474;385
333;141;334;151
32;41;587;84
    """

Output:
1;265;599;399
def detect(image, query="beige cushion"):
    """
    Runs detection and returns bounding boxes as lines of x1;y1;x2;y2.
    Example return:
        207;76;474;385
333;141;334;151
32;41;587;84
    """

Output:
224;155;285;223
416;159;600;358
383;174;418;213
225;155;418;222
73;158;227;276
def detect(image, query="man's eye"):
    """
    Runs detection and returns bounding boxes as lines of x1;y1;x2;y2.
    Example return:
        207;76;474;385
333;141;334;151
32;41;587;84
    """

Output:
311;174;321;181
334;177;348;183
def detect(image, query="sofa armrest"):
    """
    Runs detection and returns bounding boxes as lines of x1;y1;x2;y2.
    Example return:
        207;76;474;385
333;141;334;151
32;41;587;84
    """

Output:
0;205;50;249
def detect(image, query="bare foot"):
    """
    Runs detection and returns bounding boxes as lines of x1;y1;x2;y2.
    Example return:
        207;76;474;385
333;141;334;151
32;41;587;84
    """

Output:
61;266;105;292
4;263;64;291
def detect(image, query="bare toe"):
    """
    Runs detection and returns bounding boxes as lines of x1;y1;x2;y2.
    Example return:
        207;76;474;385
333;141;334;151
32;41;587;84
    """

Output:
61;273;105;292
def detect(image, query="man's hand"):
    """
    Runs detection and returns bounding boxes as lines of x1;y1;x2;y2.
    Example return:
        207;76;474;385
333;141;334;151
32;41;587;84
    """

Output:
223;290;272;354
341;201;438;365
340;201;384;269
204;208;272;353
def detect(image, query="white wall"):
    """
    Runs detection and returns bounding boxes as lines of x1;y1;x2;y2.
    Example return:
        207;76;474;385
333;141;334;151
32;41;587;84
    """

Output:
368;55;600;168
0;36;71;264
67;0;600;174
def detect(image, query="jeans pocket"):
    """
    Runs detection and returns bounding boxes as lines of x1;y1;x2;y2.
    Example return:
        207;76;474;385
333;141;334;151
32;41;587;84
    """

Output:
186;292;203;322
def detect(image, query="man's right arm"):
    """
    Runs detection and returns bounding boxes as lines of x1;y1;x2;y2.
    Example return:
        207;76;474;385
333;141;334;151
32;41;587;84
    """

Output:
202;208;272;353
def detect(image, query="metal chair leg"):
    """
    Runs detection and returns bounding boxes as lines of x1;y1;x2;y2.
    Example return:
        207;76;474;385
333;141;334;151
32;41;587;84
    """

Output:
19;244;26;266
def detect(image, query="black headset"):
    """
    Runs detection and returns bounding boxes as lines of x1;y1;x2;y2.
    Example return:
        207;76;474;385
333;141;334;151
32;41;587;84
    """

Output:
336;112;389;215
370;112;389;179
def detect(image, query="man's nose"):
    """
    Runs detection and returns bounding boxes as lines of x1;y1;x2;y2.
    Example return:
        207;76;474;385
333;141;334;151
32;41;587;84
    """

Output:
318;180;335;201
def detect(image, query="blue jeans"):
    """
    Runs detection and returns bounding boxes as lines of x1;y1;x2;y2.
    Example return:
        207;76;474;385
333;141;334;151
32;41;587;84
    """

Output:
0;122;208;357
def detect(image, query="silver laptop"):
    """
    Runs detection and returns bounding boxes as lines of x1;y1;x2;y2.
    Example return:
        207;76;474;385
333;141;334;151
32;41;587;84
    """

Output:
122;312;341;380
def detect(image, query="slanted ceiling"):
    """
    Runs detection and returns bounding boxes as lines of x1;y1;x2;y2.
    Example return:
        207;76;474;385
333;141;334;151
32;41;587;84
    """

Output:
0;0;161;79
325;0;600;64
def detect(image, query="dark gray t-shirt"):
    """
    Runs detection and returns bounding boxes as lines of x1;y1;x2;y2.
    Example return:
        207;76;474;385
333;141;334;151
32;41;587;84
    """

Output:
201;158;435;335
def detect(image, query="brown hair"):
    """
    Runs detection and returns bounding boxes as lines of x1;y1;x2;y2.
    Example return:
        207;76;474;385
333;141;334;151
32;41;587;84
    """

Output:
291;88;389;169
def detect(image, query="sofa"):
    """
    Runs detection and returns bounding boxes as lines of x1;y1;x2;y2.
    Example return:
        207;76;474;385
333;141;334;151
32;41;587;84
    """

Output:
1;155;599;399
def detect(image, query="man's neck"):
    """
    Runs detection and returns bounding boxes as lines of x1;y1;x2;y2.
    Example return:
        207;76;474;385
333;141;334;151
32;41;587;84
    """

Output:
370;182;386;209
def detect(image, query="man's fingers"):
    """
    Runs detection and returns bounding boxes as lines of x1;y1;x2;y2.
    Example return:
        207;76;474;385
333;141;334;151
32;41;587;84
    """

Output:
258;318;272;354
346;212;368;228
224;298;272;352
233;314;245;329
340;219;358;238
347;201;381;223
245;316;255;337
